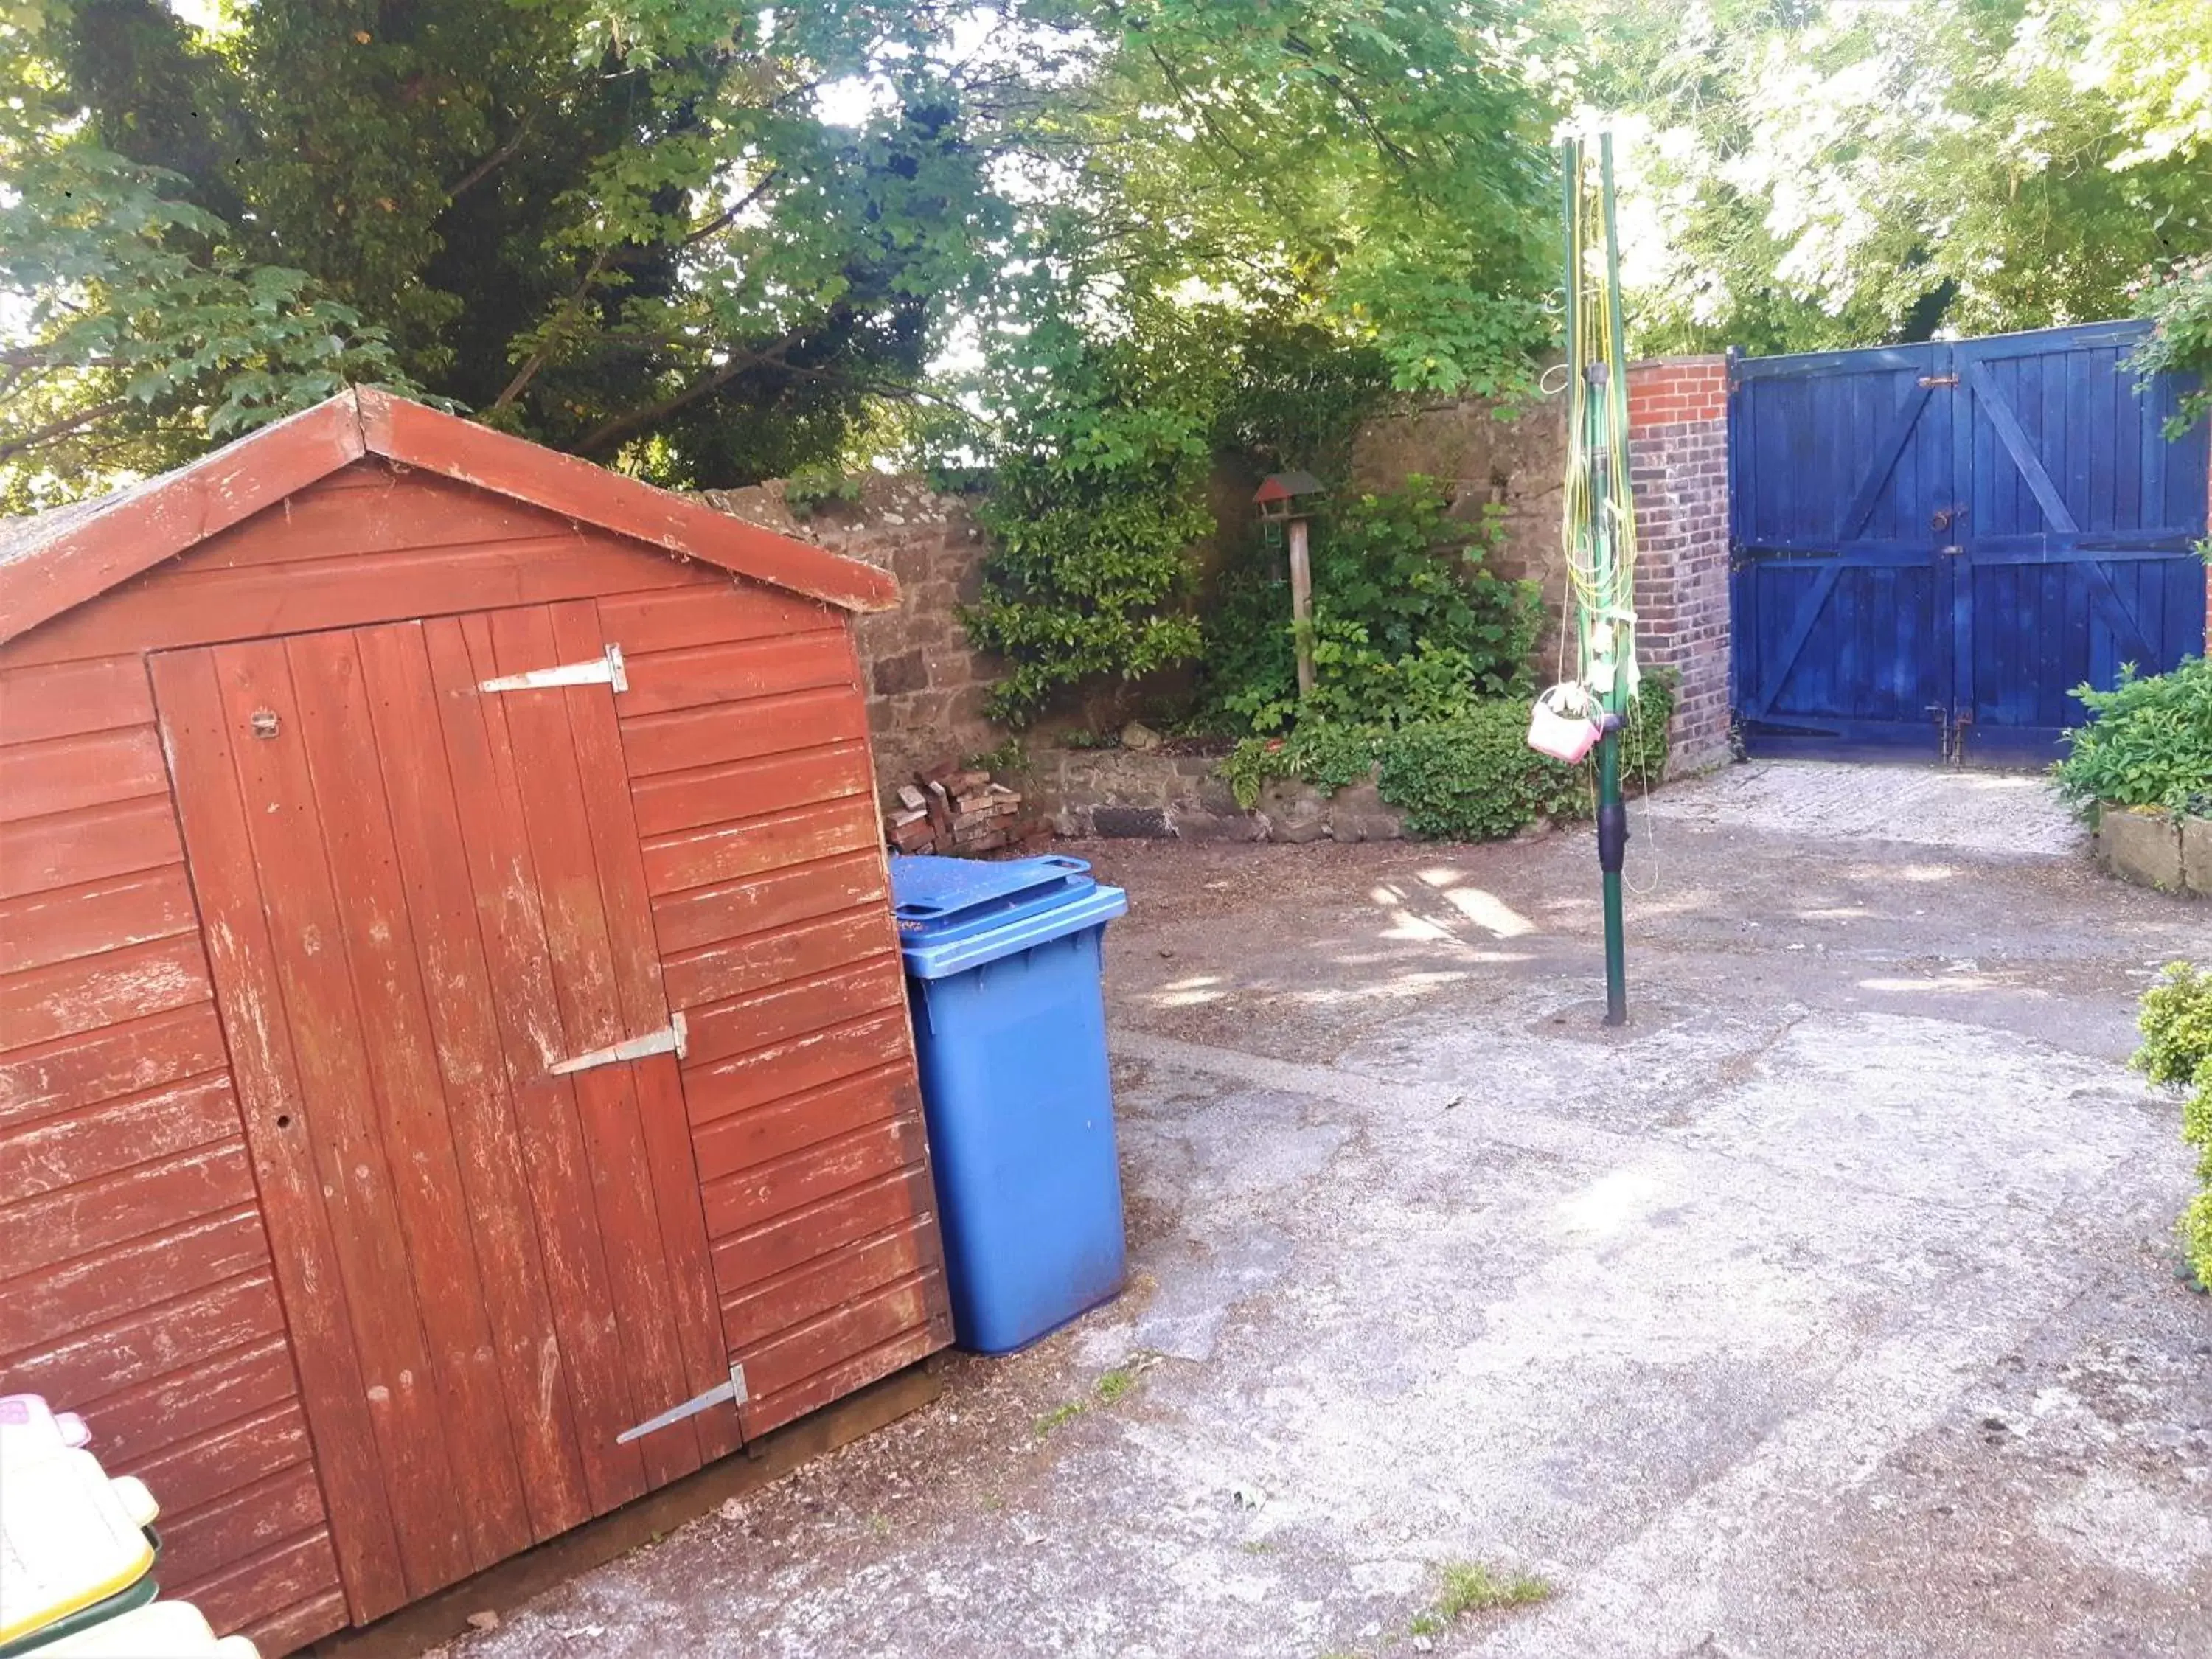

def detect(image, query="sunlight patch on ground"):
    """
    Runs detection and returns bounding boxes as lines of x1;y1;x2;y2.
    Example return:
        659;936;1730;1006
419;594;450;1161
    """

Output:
1441;887;1537;939
1557;1169;1666;1240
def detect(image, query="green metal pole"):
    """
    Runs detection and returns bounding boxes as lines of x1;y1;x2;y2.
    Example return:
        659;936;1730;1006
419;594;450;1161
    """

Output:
1588;358;1627;1028
1595;137;1630;1026
1560;138;1579;381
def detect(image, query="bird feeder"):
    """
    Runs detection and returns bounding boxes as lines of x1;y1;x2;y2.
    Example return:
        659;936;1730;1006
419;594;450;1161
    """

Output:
1253;470;1326;698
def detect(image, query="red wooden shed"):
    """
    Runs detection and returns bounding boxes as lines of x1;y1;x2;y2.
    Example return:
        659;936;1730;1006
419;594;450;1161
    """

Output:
0;389;952;1652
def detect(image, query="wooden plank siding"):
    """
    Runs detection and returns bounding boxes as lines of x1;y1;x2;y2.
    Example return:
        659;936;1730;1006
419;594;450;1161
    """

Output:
0;651;347;1646
0;456;945;1648
605;585;952;1441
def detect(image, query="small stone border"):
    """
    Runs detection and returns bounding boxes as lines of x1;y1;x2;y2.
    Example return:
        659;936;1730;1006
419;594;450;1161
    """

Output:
1026;747;1406;844
2096;805;2211;896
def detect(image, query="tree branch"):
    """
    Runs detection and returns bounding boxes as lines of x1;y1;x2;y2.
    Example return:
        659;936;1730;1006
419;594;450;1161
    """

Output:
680;167;783;248
1147;46;1257;170
446;123;532;201
489;248;613;414
0;398;133;465
574;341;799;455
490;170;783;416
1281;34;1422;176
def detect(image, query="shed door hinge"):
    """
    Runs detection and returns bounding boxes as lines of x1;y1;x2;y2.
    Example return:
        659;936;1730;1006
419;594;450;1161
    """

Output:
549;1012;686;1076
1918;372;1959;388
616;1361;748;1445
479;644;627;695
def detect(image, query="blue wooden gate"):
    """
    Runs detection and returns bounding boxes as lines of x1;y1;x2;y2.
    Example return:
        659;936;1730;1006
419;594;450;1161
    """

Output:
1729;320;2208;762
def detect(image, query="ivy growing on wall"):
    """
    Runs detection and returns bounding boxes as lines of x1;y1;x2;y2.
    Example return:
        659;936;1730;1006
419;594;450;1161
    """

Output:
1203;479;1542;735
956;310;1227;724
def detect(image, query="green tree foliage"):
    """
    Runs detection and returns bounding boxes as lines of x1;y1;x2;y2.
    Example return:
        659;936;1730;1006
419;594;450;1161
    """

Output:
945;0;1562;718
7;0;1558;512
0;33;417;510
6;0;1021;498
1568;0;2212;355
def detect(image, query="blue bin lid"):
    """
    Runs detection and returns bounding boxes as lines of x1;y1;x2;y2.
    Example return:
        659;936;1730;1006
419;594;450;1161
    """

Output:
891;854;1127;979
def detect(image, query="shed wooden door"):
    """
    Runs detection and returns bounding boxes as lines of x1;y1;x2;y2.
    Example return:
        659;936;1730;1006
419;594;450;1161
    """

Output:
148;602;735;1623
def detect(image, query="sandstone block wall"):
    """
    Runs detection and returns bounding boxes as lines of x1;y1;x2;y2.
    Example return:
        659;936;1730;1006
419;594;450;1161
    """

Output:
700;476;1001;791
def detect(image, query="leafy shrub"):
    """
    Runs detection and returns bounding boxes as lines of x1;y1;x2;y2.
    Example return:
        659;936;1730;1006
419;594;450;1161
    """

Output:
1377;673;1676;841
1219;722;1382;810
1203;479;1543;734
1374;704;1589;840
2129;255;2212;439
964;451;1212;723
2053;655;2212;818
1221;671;1676;843
2135;963;2212;1290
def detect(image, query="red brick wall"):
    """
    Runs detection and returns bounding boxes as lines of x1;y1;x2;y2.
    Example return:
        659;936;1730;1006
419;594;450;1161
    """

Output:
1627;357;1728;431
1625;357;1733;773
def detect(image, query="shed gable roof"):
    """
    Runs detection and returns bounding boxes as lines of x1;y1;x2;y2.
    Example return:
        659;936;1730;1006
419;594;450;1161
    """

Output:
0;388;897;646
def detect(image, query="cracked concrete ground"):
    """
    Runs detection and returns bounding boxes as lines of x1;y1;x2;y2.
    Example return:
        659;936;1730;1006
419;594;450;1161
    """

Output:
442;760;2211;1659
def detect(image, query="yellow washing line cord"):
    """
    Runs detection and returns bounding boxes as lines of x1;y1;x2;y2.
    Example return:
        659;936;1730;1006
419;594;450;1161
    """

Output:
1557;140;1659;896
1557;144;1639;707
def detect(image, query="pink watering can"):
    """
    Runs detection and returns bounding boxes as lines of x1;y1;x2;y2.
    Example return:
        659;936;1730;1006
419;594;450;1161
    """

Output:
1526;682;1604;763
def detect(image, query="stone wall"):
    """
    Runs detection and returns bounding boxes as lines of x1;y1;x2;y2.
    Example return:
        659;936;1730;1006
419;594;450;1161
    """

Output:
2097;808;2212;897
699;476;1001;791
1349;397;1569;613
1028;747;1405;844
700;356;1738;805
1348;355;1736;776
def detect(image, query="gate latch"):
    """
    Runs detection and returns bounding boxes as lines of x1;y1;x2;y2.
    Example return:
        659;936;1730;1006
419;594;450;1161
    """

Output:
1918;372;1959;388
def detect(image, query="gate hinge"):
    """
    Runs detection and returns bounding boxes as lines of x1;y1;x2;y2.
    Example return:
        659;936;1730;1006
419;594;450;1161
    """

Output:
549;1012;686;1076
1918;372;1959;388
479;644;627;695
616;1361;748;1445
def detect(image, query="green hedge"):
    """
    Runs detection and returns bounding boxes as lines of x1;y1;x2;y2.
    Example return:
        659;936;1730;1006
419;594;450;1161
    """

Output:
2138;963;2212;1291
1222;671;1675;842
2055;655;2212;818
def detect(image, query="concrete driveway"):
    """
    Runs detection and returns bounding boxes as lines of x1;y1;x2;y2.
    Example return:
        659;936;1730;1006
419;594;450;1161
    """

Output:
445;761;2211;1659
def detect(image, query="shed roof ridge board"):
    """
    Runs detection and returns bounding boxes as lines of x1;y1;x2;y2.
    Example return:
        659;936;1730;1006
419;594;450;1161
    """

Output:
0;389;897;647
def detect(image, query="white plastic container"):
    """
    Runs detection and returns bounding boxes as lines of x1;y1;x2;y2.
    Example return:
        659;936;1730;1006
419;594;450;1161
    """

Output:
0;1393;92;1471
27;1600;260;1657
0;1450;159;1645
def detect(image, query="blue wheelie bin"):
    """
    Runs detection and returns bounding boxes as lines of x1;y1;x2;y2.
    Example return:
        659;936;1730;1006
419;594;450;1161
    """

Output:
890;854;1130;1353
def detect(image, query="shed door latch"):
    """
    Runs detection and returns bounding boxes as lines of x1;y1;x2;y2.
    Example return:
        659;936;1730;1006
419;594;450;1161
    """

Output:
616;1361;748;1444
479;644;627;695
549;1012;686;1076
